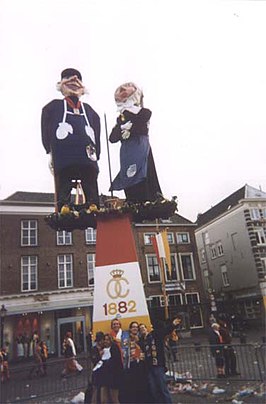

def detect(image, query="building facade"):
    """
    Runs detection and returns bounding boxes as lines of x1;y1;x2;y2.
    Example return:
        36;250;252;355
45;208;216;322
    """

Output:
0;192;204;360
195;184;266;327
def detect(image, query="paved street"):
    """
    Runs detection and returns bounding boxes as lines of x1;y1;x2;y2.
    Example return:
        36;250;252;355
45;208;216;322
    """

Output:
1;329;265;403
8;380;266;404
0;356;89;403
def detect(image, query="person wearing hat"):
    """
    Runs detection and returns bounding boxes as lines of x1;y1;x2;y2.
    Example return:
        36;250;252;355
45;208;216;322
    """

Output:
109;82;162;204
41;68;101;212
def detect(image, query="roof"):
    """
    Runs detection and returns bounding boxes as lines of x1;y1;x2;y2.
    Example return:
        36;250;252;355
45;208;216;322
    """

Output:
164;213;193;225
2;192;120;205
137;213;194;227
196;184;266;227
4;191;55;203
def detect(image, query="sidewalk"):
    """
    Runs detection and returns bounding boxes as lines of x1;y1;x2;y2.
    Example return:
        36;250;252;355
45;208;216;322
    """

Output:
19;380;266;404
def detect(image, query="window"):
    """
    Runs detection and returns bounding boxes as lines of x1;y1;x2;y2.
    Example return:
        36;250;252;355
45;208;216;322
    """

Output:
168;294;182;306
144;232;174;245
200;249;206;263
85;228;97;244
185;293;200;304
58;254;73;288
244;299;261;319
221;264;230;286
176;232;190;244
87;253;95;287
57;230;72;245
165;254;179;281
143;232;156;245
210;245;217;259
231;232;238;251
21;220;37;246
203;231;210;245
262;208;266;219
250;208;260;220
147;295;164;308
179;253;195;280
254;228;266;245
217;242;224;256
167;233;174;244
261;258;266;273
185;293;203;328
146;254;161;282
203;270;210;290
21;256;37;291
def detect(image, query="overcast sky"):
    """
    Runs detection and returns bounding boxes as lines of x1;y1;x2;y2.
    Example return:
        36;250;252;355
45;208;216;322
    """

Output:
0;0;265;222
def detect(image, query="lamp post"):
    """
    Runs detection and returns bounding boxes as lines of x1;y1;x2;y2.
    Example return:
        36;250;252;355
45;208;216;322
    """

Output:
0;304;7;348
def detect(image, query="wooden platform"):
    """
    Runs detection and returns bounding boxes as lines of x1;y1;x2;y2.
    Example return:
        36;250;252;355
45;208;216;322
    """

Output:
44;198;178;231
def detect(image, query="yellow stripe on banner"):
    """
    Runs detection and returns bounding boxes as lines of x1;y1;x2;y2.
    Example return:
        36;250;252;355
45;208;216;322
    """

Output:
93;314;152;337
263;295;266;310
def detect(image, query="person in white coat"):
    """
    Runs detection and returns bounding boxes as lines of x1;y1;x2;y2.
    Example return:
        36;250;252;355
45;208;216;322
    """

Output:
61;331;83;376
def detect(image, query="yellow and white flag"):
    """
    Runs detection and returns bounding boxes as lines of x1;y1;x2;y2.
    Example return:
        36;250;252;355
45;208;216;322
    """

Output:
154;230;172;276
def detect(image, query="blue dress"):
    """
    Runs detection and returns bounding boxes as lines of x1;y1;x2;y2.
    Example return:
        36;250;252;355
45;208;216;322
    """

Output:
109;108;162;203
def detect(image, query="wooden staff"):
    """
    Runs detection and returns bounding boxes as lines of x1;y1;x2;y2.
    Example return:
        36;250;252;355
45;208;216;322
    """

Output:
50;155;58;213
104;113;113;197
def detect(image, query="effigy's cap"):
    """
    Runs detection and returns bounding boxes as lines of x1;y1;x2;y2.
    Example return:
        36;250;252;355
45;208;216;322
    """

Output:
61;68;82;81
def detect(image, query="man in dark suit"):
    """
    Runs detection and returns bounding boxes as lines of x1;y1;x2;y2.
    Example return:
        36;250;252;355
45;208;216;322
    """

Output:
218;317;240;376
41;68;101;212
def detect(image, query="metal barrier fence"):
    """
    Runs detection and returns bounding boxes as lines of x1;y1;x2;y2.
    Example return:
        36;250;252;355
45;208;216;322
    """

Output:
1;344;265;403
0;355;89;403
165;343;266;382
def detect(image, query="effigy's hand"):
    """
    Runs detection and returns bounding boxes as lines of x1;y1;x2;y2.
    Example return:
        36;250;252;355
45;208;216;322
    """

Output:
121;130;131;140
121;121;132;140
120;121;132;131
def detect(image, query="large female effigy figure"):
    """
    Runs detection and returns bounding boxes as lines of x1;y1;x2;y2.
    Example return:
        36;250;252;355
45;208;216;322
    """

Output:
109;82;162;204
41;68;101;213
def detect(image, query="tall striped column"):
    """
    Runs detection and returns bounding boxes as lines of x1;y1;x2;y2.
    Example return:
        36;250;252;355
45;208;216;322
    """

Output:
93;214;151;335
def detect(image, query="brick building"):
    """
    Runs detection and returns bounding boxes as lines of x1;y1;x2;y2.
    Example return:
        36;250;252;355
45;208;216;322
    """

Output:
0;192;204;360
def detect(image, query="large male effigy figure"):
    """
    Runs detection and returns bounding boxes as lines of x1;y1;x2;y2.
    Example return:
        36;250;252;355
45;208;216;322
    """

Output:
41;68;101;214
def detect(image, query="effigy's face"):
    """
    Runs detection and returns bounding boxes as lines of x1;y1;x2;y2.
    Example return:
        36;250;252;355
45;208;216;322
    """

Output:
60;75;85;97
115;82;137;103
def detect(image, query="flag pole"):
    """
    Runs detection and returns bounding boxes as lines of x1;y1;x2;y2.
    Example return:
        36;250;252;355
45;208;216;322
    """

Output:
104;113;113;197
155;219;169;320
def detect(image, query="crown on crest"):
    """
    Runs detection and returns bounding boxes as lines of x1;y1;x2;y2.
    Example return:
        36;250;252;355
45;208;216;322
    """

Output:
110;269;124;278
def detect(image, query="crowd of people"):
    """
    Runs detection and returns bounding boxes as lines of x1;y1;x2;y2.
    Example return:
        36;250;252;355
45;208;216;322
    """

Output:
88;317;180;404
1;313;242;395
